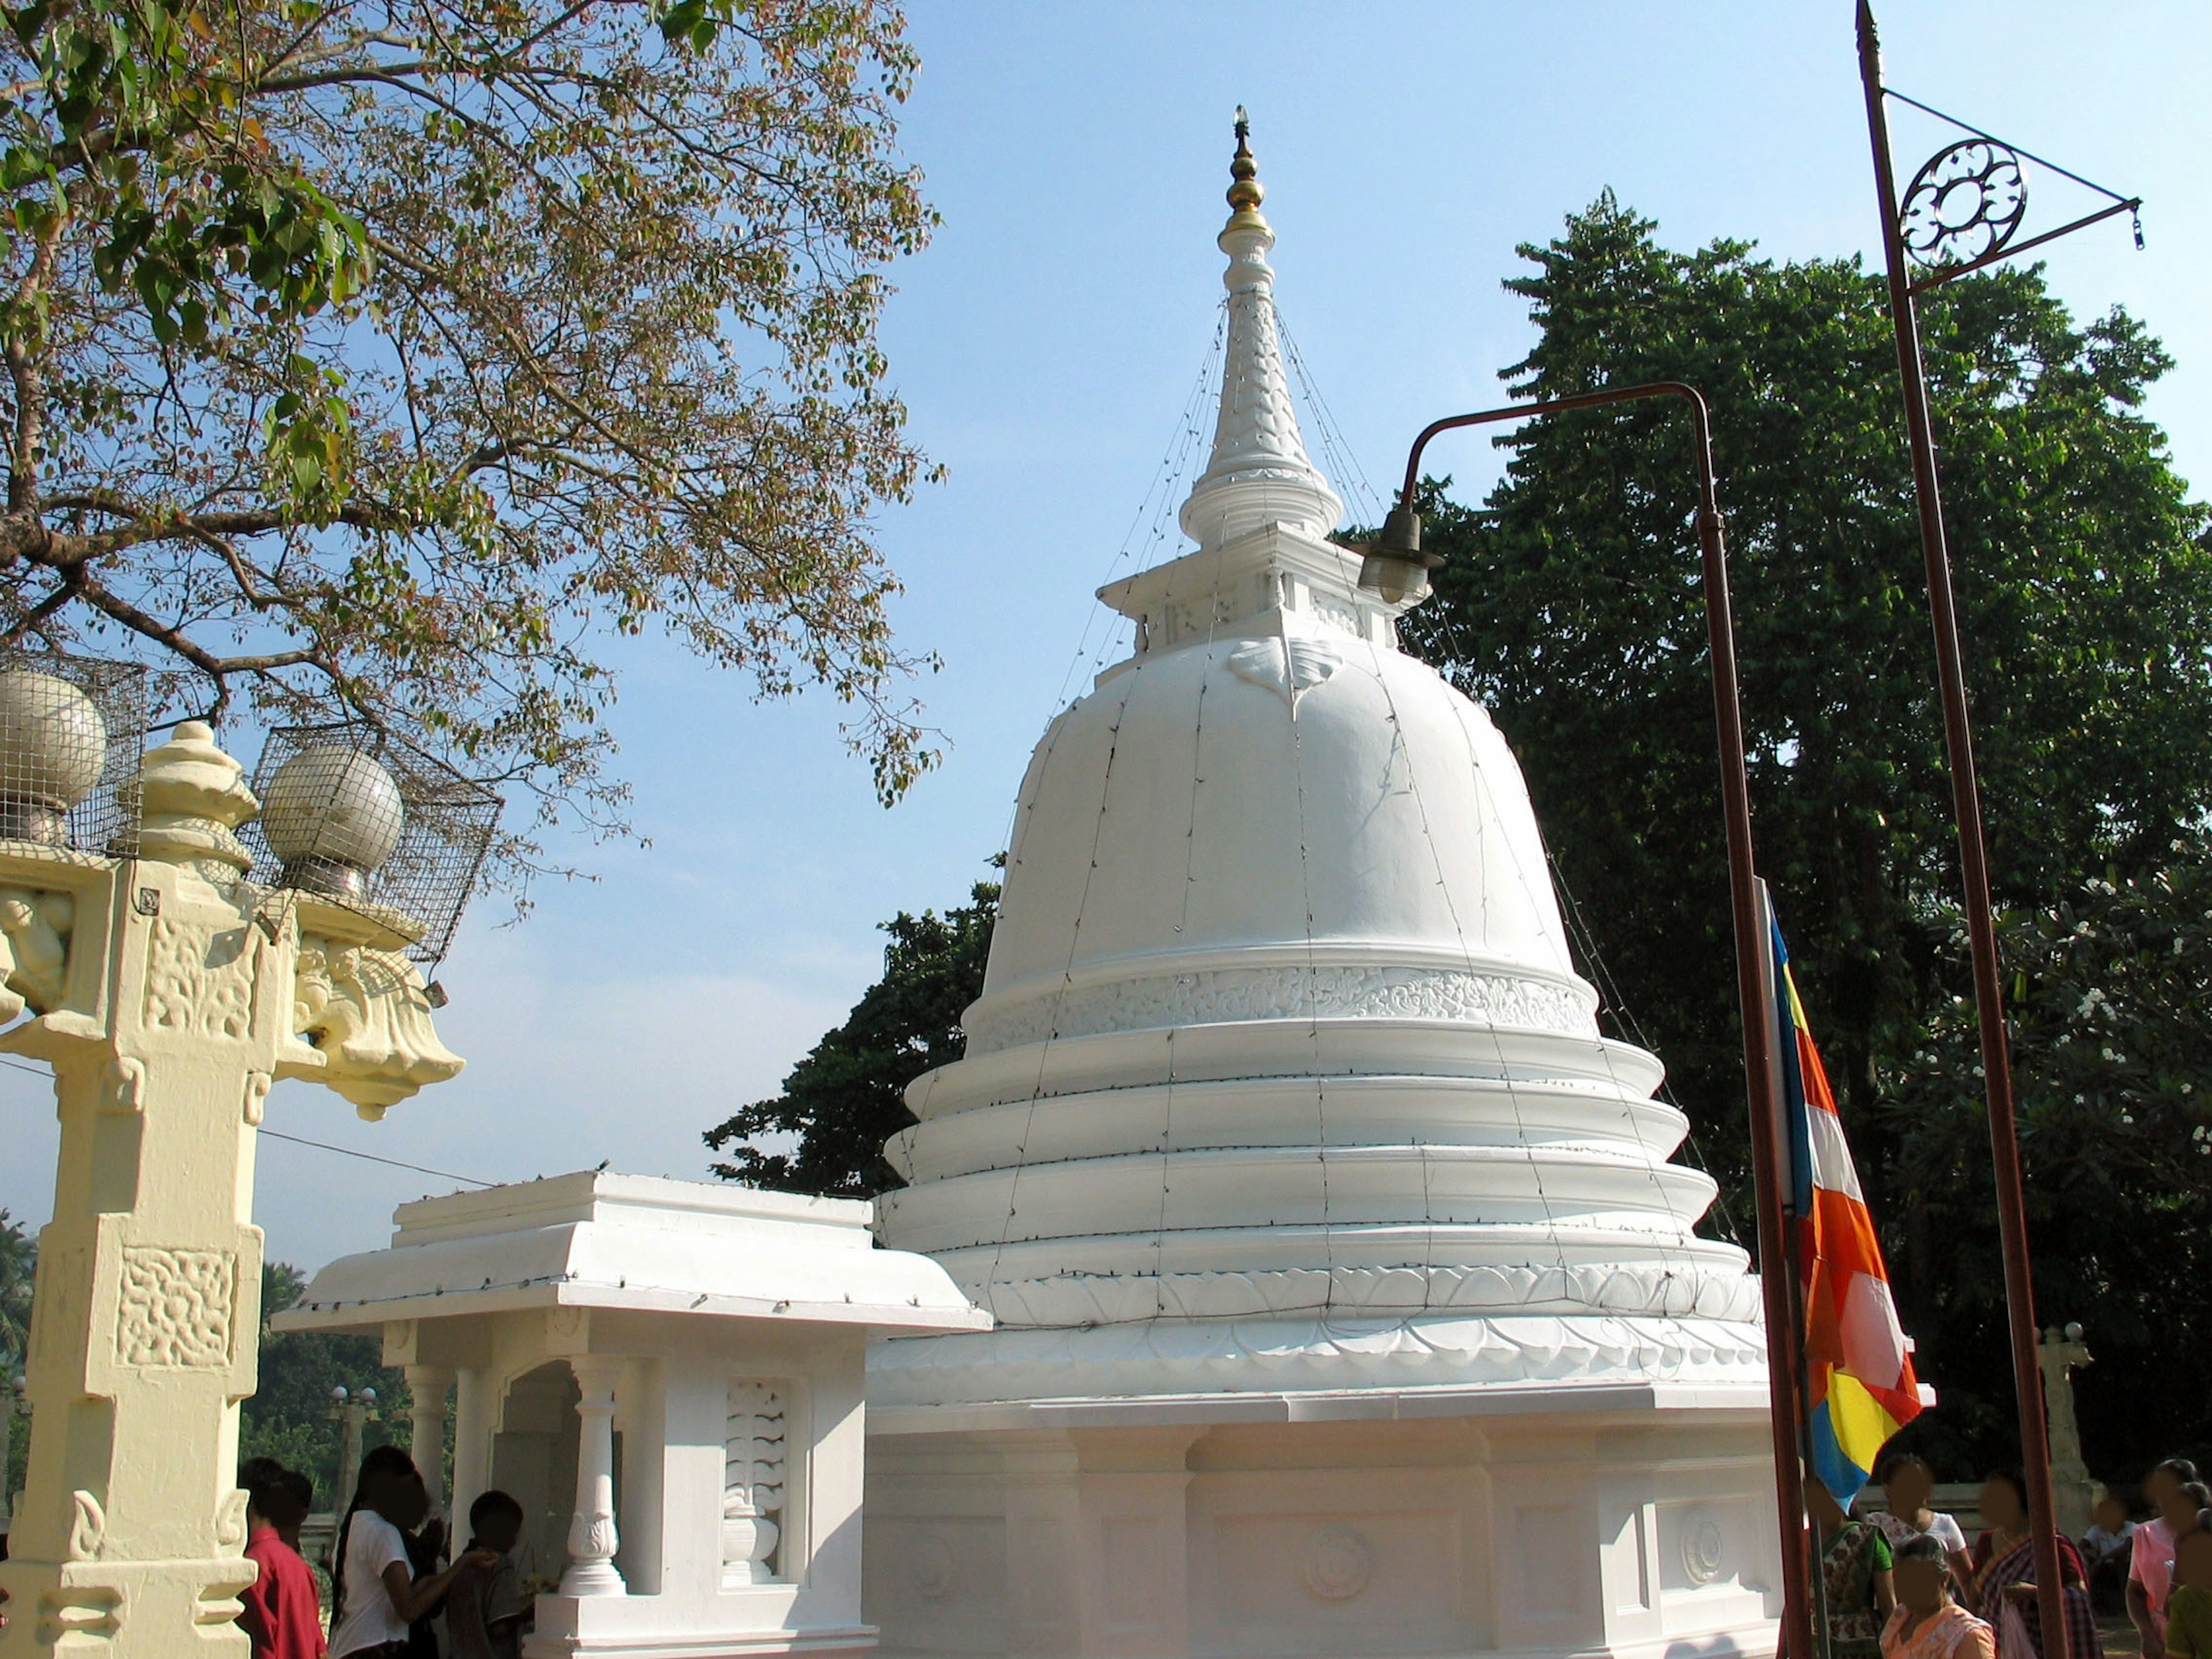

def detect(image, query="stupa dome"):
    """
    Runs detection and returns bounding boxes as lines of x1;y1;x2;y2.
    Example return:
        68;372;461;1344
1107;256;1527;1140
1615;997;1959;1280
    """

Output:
872;123;1761;1410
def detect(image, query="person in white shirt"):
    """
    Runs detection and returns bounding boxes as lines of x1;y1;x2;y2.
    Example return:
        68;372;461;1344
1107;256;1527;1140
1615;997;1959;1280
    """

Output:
1870;1453;1975;1599
2085;1494;2140;1616
328;1445;498;1659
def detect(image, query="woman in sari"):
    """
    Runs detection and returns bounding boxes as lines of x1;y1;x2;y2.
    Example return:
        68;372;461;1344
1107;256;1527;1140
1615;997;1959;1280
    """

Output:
1812;1480;1897;1659
1884;1536;1995;1659
1969;1468;2103;1659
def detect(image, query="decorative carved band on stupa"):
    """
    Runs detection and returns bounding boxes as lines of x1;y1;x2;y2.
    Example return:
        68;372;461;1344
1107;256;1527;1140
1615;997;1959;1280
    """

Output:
963;960;1600;1055
961;1257;1765;1330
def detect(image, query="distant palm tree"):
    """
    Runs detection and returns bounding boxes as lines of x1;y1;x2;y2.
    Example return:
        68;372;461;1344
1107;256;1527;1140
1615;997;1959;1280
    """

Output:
0;1210;35;1373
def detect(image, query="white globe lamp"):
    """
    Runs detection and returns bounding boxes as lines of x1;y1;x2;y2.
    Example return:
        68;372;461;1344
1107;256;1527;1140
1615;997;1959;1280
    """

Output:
0;668;109;845
259;744;405;899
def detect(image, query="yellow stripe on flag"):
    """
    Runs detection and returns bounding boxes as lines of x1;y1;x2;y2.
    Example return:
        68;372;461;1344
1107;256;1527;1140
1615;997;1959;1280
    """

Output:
1825;1366;1904;1473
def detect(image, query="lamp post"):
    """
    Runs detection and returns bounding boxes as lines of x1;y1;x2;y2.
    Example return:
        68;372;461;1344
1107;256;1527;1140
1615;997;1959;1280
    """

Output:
1850;11;2139;1653
0;677;475;1658
327;1385;380;1522
1366;382;1816;1659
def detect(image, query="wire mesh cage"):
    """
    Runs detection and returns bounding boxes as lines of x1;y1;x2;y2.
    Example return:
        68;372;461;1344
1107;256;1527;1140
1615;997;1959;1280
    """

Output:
0;650;150;858
237;722;501;967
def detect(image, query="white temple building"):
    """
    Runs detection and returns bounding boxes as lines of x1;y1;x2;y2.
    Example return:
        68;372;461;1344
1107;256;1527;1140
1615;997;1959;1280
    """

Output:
860;126;1783;1659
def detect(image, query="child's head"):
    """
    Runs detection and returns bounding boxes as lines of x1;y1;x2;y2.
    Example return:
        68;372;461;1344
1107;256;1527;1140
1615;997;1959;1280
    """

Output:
469;1489;525;1555
1805;1479;1846;1532
276;1470;313;1541
250;1467;312;1536
1881;1453;1935;1514
356;1444;425;1528
1895;1535;1951;1613
1980;1468;2030;1533
2096;1495;2130;1534
238;1456;286;1527
2175;1520;2212;1591
2150;1460;2202;1524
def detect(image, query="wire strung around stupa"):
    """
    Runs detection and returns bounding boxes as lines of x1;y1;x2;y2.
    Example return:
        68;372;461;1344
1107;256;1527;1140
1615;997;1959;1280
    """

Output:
1274;349;1725;1349
1304;538;1574;1319
979;458;1248;1325
1043;302;1229;725
1279;310;1386;527
1548;847;1747;1249
1302;440;1728;1344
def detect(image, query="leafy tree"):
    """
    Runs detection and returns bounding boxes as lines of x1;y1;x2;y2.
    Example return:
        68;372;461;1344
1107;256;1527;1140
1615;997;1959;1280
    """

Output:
0;1208;28;1370
241;1259;407;1510
0;0;940;865
1883;843;2212;1474
705;876;997;1197
1398;192;2212;1478
2;1209;30;1503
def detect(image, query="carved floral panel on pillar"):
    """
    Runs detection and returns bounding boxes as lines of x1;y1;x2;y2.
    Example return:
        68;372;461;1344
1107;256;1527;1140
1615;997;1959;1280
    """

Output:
114;1247;237;1368
143;914;258;1039
721;1379;787;1586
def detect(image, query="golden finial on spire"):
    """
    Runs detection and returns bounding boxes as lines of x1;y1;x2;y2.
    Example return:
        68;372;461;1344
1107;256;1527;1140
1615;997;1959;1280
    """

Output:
1227;105;1264;216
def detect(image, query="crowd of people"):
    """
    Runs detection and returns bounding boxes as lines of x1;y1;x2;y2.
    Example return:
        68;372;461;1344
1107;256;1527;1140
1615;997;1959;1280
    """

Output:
1806;1453;2212;1659
232;1448;529;1659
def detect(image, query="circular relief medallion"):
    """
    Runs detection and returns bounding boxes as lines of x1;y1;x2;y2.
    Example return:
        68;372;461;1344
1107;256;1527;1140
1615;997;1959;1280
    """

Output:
1681;1510;1725;1586
1901;140;2027;270
1302;1526;1373;1601
914;1532;959;1602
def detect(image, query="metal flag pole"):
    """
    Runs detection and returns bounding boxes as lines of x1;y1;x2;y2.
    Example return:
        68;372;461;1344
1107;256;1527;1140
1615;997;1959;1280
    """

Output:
1855;7;2069;1656
1364;380;1816;1659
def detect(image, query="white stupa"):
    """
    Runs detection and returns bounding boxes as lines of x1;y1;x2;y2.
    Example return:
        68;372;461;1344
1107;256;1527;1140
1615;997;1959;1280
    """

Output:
863;123;1782;1659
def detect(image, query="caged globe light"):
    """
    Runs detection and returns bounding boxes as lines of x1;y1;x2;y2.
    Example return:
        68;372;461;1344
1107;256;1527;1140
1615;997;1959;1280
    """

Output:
257;744;406;900
0;668;109;846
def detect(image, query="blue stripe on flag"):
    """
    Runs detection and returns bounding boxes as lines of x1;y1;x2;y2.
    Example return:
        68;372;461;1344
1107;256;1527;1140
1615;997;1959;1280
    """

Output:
1770;911;1815;1217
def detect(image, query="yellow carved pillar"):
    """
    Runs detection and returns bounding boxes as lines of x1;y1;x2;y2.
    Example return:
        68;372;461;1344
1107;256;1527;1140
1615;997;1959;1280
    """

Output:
0;718;464;1654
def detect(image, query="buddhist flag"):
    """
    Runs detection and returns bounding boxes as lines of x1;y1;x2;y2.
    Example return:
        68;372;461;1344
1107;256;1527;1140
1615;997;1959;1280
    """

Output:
1759;886;1929;1509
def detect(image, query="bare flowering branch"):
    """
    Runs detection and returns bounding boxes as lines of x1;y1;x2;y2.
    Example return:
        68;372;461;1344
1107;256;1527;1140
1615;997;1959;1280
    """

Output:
0;0;941;887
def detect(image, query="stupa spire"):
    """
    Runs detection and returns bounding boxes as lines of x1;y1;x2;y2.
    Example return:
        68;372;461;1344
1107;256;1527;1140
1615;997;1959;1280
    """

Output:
1176;110;1344;554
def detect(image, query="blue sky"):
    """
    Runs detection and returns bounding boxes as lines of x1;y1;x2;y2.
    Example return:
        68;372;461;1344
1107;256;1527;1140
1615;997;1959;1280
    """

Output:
3;1;2206;1271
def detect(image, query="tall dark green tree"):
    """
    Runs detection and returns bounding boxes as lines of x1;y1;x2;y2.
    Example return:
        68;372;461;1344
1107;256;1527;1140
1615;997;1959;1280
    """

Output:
1400;192;2212;1478
704;877;998;1198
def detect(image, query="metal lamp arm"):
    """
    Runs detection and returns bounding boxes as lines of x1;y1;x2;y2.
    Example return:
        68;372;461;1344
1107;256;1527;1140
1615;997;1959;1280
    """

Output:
1391;380;1719;521
1386;377;1817;1659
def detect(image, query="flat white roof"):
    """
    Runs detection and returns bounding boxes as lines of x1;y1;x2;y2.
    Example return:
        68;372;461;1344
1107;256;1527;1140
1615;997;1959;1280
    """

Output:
273;1169;991;1336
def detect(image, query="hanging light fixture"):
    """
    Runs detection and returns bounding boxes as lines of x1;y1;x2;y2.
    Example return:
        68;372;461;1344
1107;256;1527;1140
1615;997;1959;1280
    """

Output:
241;721;501;968
1354;504;1440;605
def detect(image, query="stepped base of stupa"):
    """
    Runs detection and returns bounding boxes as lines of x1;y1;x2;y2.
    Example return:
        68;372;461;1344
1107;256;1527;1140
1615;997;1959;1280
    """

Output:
861;1320;1782;1659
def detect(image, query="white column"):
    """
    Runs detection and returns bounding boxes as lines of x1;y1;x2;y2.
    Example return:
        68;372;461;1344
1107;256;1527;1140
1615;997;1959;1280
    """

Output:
404;1365;453;1518
560;1356;626;1596
449;1366;490;1541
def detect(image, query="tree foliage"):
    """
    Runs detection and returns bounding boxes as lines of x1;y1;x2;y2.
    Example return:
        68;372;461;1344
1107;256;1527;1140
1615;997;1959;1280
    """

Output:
704;876;995;1197
0;1207;28;1370
1399;192;2212;1478
0;0;940;862
2;1209;30;1503
241;1258;408;1510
